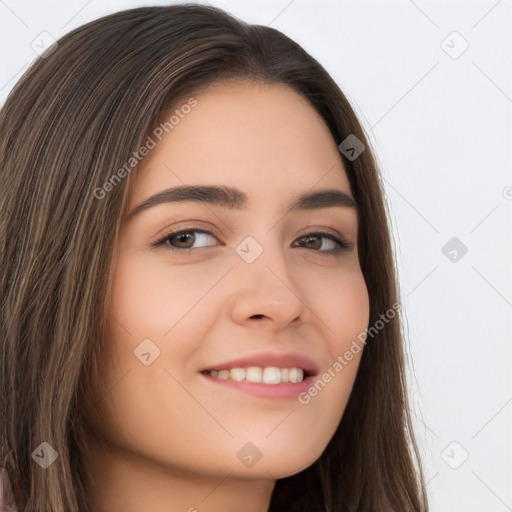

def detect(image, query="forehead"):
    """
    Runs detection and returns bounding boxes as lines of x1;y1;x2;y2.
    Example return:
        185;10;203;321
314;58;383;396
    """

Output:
130;80;351;207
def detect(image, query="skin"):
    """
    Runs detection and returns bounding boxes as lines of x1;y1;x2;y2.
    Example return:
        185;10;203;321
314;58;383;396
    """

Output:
80;80;370;512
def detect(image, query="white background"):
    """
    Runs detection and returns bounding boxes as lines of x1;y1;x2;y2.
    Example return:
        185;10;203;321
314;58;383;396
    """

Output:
1;1;511;510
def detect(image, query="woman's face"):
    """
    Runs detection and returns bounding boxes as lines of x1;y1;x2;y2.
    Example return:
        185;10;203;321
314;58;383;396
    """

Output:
84;81;369;482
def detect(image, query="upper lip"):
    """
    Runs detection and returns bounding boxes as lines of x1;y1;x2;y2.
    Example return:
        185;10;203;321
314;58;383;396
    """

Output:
200;351;319;377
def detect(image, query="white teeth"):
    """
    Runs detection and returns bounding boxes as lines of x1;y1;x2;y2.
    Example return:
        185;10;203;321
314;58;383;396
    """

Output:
246;366;262;383
288;367;303;383
207;366;305;384
230;368;246;382
262;367;281;384
217;369;230;380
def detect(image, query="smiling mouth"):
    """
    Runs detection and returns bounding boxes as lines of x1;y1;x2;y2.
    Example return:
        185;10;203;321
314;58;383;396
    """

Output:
200;366;312;384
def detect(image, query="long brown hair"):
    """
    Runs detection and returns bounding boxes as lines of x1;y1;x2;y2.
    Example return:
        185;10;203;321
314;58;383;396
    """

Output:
0;4;427;511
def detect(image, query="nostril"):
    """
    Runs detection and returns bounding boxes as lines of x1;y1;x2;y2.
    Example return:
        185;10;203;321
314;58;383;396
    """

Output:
251;314;264;319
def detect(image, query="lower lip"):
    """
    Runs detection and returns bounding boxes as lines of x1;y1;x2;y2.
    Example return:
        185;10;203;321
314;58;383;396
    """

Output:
200;372;314;399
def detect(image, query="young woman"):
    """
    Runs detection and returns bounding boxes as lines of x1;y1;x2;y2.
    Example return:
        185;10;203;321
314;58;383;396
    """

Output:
0;4;428;511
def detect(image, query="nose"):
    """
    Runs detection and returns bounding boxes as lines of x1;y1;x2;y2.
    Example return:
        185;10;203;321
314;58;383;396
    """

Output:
228;237;311;330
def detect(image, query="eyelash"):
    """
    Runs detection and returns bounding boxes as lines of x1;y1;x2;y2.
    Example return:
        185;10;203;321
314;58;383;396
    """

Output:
150;228;352;255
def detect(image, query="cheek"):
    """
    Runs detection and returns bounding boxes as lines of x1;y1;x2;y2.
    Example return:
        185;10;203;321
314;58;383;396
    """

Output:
287;266;368;435
108;251;228;336
306;266;370;357
98;251;229;414
331;275;369;355
83;253;213;458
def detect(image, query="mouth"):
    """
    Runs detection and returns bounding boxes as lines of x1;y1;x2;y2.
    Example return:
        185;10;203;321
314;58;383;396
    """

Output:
201;366;314;383
199;365;316;399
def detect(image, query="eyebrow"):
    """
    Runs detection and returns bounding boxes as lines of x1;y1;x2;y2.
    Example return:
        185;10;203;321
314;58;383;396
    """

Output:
126;184;356;219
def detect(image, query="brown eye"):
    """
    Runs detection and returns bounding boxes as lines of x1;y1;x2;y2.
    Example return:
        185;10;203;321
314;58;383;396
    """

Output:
152;229;219;251
170;232;196;249
294;232;350;253
299;236;323;250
